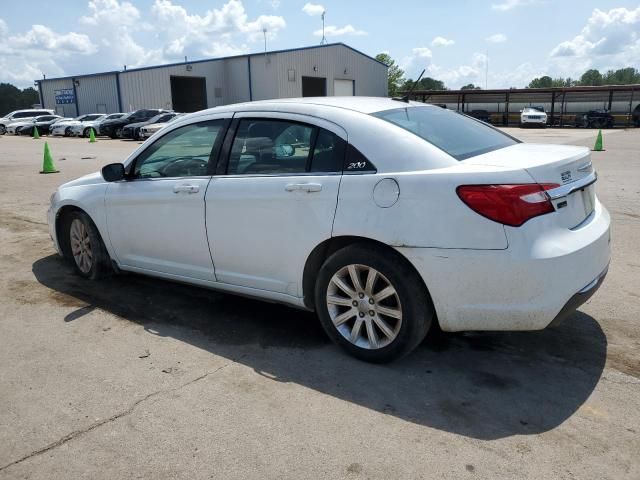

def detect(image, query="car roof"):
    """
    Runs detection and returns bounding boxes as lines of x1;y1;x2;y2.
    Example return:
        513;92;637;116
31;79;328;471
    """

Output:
200;97;432;115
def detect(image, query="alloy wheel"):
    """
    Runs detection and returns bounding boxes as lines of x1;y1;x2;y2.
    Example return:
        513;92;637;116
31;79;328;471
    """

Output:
326;264;402;350
70;219;92;274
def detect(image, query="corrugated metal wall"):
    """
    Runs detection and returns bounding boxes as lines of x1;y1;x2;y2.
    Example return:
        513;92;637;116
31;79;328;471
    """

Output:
39;44;388;115
76;74;120;114
251;44;387;100
40;78;76;117
118;60;228;112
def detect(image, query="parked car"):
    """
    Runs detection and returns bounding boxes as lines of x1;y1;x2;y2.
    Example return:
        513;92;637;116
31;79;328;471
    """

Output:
47;97;610;363
69;113;126;137
122;112;179;140
139;113;186;139
50;114;106;137
10;115;63;135
520;106;547;127
467;110;491;123
633;105;640;127
99;109;169;139
0;109;54;135
575;110;615;129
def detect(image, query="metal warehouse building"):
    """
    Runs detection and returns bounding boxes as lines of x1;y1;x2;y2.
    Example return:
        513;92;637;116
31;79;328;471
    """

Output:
36;43;388;116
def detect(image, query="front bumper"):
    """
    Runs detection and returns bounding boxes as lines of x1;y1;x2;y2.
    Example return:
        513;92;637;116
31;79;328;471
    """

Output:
521;117;547;125
397;200;611;332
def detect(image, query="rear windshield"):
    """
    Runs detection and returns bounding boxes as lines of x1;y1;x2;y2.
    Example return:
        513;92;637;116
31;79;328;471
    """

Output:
372;106;518;160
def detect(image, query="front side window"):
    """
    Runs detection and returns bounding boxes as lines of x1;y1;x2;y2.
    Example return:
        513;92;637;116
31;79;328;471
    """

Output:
227;119;344;175
373;106;518;161
133;120;223;178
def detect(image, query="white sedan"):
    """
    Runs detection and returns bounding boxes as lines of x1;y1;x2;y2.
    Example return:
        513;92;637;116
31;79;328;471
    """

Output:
47;97;610;362
50;114;106;137
69;113;126;137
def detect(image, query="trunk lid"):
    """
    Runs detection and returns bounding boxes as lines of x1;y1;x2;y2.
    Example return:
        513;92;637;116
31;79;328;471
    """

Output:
465;143;596;229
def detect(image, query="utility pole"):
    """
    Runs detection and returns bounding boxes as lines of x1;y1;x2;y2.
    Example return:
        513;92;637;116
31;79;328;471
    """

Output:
320;11;327;45
485;48;489;89
263;28;268;54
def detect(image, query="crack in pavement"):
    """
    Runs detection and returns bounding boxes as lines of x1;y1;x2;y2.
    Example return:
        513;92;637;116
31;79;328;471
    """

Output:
0;362;232;473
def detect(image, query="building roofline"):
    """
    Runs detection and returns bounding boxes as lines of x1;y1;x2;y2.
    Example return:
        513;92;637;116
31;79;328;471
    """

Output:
35;42;386;84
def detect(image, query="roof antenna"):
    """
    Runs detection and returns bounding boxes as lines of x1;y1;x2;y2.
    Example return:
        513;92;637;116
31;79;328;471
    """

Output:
320;11;327;45
394;69;425;103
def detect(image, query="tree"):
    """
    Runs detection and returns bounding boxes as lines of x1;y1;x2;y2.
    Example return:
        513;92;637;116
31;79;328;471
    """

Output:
602;67;640;85
461;83;481;90
580;69;603;86
401;77;447;91
528;76;553;88
376;53;405;97
0;83;40;116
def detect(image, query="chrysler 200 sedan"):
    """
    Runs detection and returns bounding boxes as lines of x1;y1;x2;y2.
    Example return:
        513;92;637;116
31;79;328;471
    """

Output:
47;97;610;362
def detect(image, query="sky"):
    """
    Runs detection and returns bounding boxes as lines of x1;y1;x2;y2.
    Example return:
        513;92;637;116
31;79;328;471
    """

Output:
0;0;639;89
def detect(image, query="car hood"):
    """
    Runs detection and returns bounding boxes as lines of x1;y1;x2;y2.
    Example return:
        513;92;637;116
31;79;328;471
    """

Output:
60;171;105;189
53;120;81;127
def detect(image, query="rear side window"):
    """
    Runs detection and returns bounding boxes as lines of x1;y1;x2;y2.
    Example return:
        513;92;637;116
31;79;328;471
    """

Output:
13;112;34;119
227;119;345;175
373;106;518;160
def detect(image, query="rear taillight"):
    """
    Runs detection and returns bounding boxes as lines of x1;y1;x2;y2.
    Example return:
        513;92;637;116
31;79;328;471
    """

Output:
456;183;560;227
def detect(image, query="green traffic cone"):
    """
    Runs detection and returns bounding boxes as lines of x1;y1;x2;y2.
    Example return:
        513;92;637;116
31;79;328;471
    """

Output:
32;126;40;139
592;129;605;151
89;127;96;143
40;142;59;174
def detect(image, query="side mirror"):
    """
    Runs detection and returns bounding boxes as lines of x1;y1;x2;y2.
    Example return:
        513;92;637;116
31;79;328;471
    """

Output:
101;163;126;182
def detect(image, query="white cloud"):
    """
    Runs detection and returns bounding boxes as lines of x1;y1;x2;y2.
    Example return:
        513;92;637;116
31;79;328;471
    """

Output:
492;0;539;12
486;33;507;43
412;47;433;59
547;6;640;80
313;24;366;37
302;3;325;16
0;0;288;87
431;36;455;47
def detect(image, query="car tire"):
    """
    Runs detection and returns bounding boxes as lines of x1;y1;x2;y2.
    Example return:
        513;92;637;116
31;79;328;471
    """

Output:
0;125;5;135
64;127;72;137
83;128;91;138
64;211;111;280
115;127;123;138
314;243;433;363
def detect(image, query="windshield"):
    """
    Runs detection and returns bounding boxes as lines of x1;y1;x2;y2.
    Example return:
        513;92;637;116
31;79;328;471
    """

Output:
85;114;105;121
373;106;518;161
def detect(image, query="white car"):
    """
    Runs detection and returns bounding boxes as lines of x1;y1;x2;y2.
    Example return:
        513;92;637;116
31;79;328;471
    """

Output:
0;108;54;135
47;97;610;362
69;113;126;137
50;114;106;137
520;106;548;127
139;113;186;139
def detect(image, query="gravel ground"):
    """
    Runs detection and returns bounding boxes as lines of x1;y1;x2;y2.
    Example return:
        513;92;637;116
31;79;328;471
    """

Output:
0;127;638;479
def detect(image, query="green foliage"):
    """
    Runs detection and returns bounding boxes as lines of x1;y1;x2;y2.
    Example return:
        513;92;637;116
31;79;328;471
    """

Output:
580;69;603;86
528;76;553;88
376;53;405;97
401;77;447;91
461;83;481;90
0;83;40;116
602;67;640;85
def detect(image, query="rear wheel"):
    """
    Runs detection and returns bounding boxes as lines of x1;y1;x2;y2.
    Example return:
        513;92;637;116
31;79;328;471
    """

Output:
64;211;111;280
115;127;123;138
315;244;433;363
64;127;72;137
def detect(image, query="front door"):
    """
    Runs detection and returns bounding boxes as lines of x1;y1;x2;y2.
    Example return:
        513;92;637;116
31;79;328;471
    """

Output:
105;119;227;281
205;113;346;296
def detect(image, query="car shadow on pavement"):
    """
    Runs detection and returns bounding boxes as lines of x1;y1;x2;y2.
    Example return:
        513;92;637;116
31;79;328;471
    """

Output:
33;254;607;441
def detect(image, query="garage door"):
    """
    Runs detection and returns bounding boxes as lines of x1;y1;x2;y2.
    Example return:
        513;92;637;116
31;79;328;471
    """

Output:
334;79;354;96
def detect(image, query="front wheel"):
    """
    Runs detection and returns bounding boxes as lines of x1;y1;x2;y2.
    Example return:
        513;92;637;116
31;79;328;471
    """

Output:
65;211;111;280
315;244;433;363
0;125;6;135
83;128;91;138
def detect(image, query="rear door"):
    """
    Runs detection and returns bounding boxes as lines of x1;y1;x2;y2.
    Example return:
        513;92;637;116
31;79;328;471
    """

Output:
205;112;346;296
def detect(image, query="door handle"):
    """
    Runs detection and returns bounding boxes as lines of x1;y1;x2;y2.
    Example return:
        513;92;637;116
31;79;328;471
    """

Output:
173;184;200;194
285;183;322;193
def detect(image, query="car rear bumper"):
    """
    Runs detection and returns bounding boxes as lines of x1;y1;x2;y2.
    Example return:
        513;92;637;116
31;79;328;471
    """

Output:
396;200;611;332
